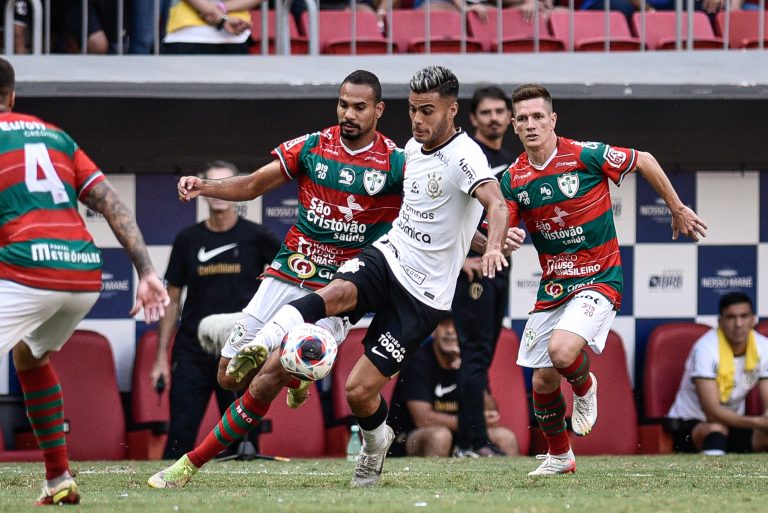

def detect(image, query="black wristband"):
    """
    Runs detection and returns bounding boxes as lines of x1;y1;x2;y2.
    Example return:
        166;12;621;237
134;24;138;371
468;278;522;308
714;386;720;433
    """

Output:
216;15;228;31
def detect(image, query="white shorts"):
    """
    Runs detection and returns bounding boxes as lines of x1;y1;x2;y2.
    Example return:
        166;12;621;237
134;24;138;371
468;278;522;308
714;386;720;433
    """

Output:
220;277;349;359
0;280;100;359
517;290;616;369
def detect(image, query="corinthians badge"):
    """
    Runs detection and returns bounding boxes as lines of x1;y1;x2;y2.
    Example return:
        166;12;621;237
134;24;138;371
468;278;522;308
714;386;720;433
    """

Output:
426;171;443;199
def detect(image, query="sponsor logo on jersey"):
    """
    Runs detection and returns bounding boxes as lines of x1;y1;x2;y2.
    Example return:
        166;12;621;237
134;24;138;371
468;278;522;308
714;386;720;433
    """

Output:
338;167;355;186
603;146;627;168
283;134;310;151
434;383;457;398
557;172;579;198
544;281;564;298
338;195;364;221
523;327;537;351
546;254;601;277
517;190;530;206
426;171;443;199
573;141;599;149
375;331;404;362
458;157;476;182
337;257;365;274
539;184;553;200
287;253;317;279
30;243;101;264
555;160;578;168
399;261;426;285
364;169;386;195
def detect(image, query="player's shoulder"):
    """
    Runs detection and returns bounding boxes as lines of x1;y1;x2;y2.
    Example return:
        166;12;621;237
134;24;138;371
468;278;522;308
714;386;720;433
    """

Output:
174;221;206;243
375;131;402;154
754;330;768;353
692;329;720;355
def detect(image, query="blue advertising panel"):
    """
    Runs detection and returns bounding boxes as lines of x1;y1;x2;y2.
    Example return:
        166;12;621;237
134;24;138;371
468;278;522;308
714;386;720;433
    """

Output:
86;248;134;319
618;245;633;316
761;171;768;243
636;171;696;243
262;182;299;241
697;246;757;316
136;175;196;245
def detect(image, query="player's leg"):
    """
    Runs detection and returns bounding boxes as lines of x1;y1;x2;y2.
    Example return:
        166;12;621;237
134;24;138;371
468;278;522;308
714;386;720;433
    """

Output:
405;426;453;457
487;426;519;456
752;426;768;453
691;421;729;455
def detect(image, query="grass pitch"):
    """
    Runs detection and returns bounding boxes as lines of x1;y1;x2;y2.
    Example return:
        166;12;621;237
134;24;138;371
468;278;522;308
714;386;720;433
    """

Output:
1;455;766;513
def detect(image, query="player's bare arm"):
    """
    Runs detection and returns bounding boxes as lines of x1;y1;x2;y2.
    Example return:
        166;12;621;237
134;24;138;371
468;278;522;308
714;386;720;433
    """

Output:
471;226;525;256
695;378;768;430
473;181;510;278
635;151;707;242
178;160;288;202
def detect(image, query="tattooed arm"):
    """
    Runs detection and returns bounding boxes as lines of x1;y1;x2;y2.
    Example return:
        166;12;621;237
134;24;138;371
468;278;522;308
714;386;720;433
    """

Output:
82;180;170;322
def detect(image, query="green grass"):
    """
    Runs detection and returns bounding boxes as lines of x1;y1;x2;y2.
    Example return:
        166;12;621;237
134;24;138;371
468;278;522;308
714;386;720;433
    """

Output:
2;455;767;513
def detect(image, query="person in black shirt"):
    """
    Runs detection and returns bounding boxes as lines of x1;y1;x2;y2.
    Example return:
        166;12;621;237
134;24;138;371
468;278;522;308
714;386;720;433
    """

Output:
452;86;517;458
151;160;280;459
388;314;518;457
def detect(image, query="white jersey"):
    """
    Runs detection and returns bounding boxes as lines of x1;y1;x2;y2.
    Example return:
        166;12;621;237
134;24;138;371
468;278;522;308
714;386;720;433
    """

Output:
373;130;496;310
668;329;768;420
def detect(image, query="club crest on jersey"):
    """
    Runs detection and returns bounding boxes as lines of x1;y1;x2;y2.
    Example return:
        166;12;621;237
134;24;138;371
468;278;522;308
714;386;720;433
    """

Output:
543;281;564;299
338;168;355;186
364;169;386;195
523;328;537;351
287;253;317;279
557;172;579;198
426;171;443;199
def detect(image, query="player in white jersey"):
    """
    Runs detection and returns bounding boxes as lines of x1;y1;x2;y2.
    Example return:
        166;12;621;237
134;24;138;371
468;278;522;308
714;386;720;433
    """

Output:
667;292;768;454
226;66;525;487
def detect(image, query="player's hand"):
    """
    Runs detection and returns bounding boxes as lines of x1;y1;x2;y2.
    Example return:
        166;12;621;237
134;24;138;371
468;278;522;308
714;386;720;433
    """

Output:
131;273;170;323
150;358;170;392
481;248;507;279
671;205;707;242
461;256;483;281
178;176;203;202
503;227;526;255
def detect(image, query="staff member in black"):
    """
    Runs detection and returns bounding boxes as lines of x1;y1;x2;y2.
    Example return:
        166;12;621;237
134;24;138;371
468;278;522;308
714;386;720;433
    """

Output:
151;161;280;459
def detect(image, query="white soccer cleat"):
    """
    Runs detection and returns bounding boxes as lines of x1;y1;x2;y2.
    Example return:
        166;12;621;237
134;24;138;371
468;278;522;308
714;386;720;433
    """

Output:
36;477;80;505
528;450;576;476
226;343;269;383
571;372;597;436
350;425;395;488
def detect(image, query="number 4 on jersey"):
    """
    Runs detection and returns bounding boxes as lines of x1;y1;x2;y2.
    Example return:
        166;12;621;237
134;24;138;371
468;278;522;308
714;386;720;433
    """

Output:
25;143;69;204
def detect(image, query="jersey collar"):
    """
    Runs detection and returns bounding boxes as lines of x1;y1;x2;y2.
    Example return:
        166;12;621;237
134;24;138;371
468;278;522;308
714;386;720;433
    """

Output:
340;134;376;156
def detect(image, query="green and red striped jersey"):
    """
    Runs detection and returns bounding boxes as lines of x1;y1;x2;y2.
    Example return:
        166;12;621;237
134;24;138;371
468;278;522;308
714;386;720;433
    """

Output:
266;126;404;289
501;137;636;312
0;112;105;292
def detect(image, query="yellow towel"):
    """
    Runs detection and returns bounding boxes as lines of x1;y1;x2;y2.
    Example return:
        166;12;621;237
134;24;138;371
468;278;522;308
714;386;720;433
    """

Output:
167;0;251;35
716;328;758;404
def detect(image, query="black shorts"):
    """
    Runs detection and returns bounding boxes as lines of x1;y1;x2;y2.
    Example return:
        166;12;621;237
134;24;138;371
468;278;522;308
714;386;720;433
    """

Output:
668;419;754;453
333;246;447;378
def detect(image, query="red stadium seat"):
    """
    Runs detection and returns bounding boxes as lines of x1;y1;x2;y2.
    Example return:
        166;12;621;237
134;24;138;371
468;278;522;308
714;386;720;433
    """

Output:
488;328;531;455
639;322;710;454
259;387;326;457
249;9;308;55
391;10;483;53
49;330;127;460
715;11;768;49
194;393;225;448
301;11;388;54
549;11;642;51
468;8;564;53
756;320;768;338
0;424;43;462
632;11;722;50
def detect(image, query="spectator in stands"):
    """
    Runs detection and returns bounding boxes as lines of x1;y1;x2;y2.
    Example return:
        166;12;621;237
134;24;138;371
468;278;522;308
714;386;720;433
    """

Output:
0;57;169;505
162;0;265;54
667;292;768;455
388;314;519;457
501;83;706;476
152;161;280;459
51;0;117;54
0;0;30;54
580;0;755;22
129;0;172;53
451;85;515;459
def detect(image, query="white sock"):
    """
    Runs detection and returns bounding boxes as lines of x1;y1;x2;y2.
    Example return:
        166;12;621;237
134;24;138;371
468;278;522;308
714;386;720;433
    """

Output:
261;305;305;352
47;471;72;488
361;421;388;451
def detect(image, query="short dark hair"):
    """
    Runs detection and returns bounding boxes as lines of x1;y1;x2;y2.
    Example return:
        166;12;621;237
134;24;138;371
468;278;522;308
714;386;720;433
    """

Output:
511;83;553;111
342;70;382;103
718;292;754;316
471;85;511;114
204;160;238;178
409;66;459;99
0;58;15;98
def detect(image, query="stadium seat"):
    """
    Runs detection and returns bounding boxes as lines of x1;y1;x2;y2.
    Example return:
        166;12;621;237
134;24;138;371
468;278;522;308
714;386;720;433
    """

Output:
632;11;723;50
468;8;564;53
249;9;308;55
391;10;483;53
746;320;767;415
715;11;768;49
0;424;43;462
49;330;127;460
127;330;171;460
756;320;768;337
639;322;710;454
488;328;531;455
301;11;388;54
549;11;642;51
194;393;226;448
259;386;326;457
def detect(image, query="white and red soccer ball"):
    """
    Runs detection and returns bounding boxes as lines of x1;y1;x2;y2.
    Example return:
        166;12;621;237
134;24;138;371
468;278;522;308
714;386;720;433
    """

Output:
279;323;338;381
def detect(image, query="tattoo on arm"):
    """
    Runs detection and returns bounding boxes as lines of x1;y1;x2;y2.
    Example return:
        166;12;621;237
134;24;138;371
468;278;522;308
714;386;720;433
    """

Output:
82;181;155;277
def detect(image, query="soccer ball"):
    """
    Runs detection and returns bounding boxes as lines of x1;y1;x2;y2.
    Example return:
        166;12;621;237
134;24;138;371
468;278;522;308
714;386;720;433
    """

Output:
279;323;338;381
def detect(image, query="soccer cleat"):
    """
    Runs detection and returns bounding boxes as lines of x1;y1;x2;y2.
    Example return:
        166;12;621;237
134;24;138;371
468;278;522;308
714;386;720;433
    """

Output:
528;450;577;476
454;443;506;459
571;372;598;436
35;478;80;505
350;425;395;488
286;379;312;409
226;343;269;383
147;454;199;489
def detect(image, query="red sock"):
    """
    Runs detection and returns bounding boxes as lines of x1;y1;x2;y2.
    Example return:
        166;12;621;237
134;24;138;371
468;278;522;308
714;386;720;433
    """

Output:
187;390;270;468
17;364;70;480
532;388;571;455
556;350;593;396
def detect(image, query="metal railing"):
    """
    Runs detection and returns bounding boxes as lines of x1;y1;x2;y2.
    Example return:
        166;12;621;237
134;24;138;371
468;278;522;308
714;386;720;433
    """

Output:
2;0;766;55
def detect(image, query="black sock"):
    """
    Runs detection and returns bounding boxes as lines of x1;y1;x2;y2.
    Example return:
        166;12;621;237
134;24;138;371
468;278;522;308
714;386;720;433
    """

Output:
356;396;388;431
288;293;327;324
702;432;727;452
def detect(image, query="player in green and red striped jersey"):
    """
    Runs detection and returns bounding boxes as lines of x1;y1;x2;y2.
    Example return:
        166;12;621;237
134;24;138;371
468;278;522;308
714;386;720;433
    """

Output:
148;70;405;489
0;58;169;505
500;83;707;476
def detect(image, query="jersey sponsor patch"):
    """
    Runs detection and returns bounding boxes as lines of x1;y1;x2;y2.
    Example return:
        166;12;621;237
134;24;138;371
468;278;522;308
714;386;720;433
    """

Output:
287;253;317;279
603;145;627;168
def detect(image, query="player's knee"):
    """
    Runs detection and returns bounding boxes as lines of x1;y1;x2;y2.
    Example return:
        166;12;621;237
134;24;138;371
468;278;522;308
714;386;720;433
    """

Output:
431;427;453;454
531;369;560;393
345;380;377;410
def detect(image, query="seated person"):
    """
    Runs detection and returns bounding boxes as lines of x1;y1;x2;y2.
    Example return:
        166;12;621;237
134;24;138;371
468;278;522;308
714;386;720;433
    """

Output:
388;314;518;457
667;292;768;455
